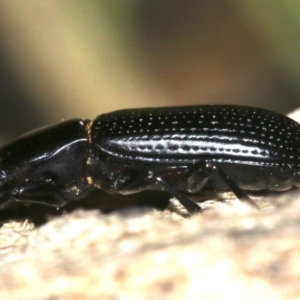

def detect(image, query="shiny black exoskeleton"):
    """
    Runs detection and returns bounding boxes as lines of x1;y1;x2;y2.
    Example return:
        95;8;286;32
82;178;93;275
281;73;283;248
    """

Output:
1;105;300;213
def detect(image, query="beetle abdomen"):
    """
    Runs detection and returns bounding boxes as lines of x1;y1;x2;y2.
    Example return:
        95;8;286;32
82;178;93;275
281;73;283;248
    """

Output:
91;105;300;166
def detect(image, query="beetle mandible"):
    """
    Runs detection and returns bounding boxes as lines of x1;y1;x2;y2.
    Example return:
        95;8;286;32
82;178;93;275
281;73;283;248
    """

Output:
0;105;299;213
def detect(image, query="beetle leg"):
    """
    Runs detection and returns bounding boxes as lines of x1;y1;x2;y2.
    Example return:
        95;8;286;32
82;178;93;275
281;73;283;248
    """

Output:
11;182;67;207
211;165;260;209
186;162;259;209
155;176;202;213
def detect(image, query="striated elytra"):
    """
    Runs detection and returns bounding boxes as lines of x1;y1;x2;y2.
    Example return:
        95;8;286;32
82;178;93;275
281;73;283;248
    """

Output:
0;105;300;213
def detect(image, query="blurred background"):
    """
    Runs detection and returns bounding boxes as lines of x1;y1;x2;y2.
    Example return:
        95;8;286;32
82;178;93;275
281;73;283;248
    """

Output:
0;1;300;143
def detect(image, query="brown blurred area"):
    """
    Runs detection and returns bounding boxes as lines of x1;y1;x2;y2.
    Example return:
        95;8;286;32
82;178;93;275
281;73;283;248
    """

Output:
0;0;299;141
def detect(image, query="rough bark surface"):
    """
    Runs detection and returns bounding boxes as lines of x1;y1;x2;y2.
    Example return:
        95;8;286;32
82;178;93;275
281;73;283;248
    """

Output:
1;190;300;300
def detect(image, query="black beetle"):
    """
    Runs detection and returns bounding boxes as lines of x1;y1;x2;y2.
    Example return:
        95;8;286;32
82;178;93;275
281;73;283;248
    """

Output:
0;105;299;213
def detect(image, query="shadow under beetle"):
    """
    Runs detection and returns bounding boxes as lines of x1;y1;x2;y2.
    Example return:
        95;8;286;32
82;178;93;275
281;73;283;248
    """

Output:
0;105;300;214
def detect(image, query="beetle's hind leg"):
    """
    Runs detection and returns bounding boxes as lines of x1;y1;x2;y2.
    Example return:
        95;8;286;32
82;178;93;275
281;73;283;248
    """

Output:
156;163;260;213
155;177;202;213
211;165;259;209
153;164;254;213
187;162;260;210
